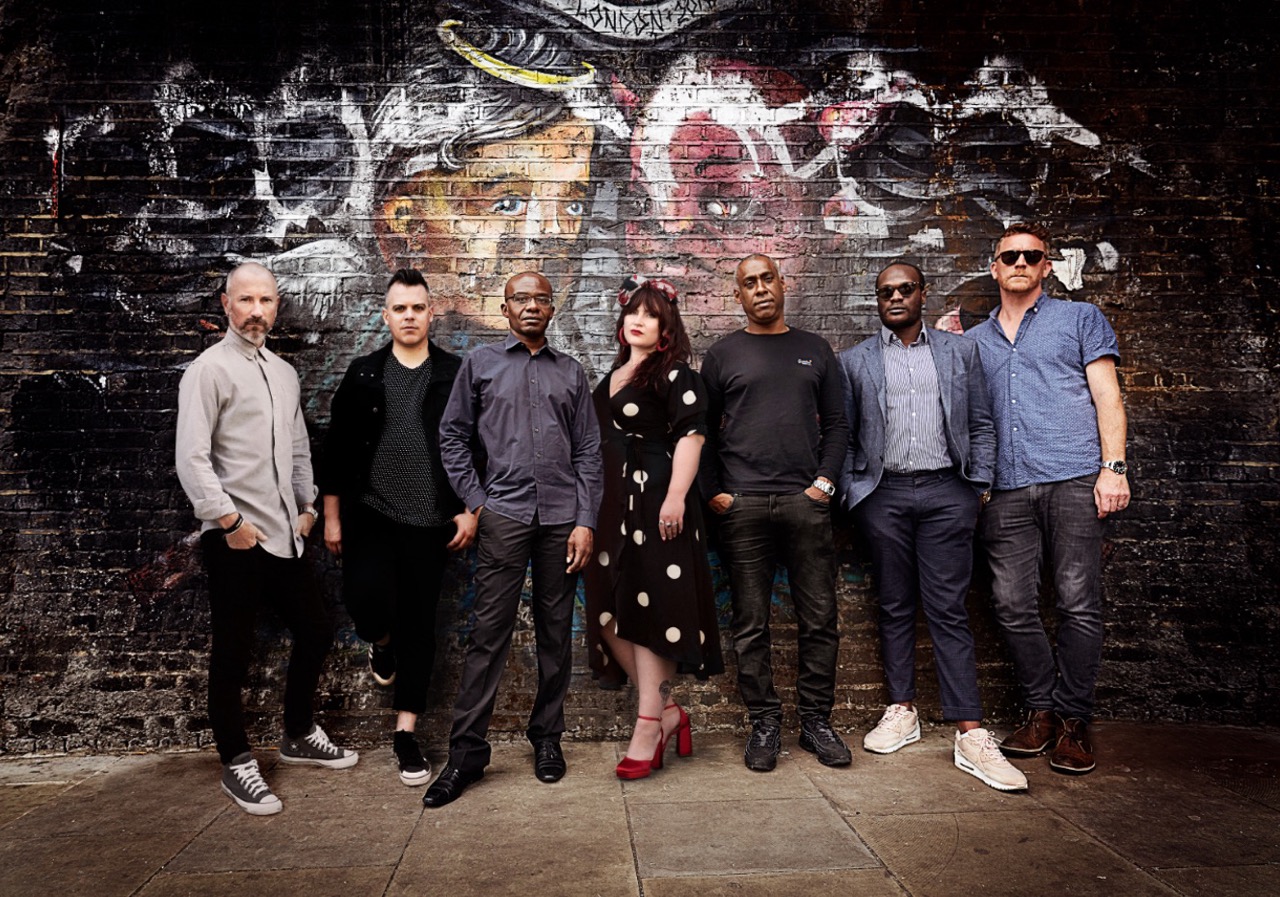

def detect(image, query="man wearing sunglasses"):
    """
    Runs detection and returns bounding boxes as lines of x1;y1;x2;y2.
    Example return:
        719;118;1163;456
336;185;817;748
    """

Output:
837;262;1026;791
969;223;1130;776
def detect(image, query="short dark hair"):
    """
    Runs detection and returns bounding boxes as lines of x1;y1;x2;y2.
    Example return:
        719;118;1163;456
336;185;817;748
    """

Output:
996;222;1053;255
876;260;926;288
387;268;429;291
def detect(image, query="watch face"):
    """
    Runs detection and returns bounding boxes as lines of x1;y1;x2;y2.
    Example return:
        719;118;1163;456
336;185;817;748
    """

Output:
1106;461;1128;475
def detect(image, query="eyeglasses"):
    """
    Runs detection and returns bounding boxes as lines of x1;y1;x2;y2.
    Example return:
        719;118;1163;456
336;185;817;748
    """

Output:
874;281;921;301
996;249;1047;266
506;293;553;308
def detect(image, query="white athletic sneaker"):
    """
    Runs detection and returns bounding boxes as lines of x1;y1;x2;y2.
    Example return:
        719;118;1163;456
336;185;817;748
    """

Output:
278;724;360;769
862;704;921;754
954;728;1029;791
221;753;283;816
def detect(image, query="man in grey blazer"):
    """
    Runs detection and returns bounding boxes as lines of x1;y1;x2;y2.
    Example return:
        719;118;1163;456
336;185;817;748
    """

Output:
838;261;1025;791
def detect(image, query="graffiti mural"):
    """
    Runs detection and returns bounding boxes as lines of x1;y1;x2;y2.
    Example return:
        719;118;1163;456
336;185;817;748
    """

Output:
22;0;1266;751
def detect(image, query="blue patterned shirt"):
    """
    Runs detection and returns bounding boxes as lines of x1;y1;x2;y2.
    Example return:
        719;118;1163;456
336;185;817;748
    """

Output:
968;294;1119;490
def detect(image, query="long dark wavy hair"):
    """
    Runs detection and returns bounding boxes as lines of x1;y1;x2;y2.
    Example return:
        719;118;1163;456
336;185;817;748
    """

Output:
611;284;691;392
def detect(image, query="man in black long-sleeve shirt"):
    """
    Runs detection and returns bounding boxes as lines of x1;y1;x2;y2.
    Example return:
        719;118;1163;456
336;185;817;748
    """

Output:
701;254;851;772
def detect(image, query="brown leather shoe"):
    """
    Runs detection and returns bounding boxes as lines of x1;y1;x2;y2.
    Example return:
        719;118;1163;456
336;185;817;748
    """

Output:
999;709;1061;756
1049;717;1096;774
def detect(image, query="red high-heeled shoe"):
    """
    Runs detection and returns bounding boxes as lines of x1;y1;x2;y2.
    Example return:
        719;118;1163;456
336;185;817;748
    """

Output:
663;702;693;760
616;715;662;780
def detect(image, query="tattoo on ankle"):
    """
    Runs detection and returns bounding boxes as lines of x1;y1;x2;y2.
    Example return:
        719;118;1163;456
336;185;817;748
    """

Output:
659;680;672;702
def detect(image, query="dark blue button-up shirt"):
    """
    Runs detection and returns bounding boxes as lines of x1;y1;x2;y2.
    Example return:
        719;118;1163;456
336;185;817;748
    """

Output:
968;294;1119;490
440;334;603;528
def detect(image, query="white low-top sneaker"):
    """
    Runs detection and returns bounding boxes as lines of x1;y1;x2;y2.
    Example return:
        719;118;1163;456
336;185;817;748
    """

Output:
862;704;921;754
954;728;1029;791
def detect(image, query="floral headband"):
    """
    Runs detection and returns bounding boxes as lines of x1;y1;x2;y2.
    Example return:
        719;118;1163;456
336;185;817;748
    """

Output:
618;274;679;306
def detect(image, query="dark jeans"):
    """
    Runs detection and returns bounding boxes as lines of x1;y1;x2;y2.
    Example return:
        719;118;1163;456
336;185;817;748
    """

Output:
716;492;839;722
448;510;577;772
341;502;451;715
980;476;1106;721
855;471;983;721
200;530;332;765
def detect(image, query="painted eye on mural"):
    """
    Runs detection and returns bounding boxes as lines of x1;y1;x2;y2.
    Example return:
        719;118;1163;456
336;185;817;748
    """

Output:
491;196;527;216
699;196;762;234
702;198;744;220
563;199;587;219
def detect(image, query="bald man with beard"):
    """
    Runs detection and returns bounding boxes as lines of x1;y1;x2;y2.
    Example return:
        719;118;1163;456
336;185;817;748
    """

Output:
177;262;358;817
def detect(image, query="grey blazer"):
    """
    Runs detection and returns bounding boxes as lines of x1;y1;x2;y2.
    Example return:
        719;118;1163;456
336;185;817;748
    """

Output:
837;329;996;510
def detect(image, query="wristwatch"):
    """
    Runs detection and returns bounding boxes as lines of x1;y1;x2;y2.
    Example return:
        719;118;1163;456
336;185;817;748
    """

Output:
811;478;836;497
1101;460;1128;476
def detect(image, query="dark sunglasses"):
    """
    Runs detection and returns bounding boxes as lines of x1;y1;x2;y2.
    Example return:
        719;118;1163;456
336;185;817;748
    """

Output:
996;249;1046;266
874;281;921;301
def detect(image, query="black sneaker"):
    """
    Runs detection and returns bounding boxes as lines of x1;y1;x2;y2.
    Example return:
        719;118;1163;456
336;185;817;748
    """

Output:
799;716;853;767
221;752;282;816
278;723;360;769
393;730;431;787
369;642;396;687
743;719;782;772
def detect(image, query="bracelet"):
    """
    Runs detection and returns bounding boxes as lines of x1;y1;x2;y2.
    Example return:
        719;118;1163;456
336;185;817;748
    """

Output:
300;504;318;518
223;514;245;536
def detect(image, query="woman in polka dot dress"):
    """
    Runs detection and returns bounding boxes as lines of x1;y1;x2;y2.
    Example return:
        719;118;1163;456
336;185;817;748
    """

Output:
584;275;725;780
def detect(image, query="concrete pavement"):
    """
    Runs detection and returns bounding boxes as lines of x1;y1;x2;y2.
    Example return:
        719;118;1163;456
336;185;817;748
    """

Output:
1;721;1278;896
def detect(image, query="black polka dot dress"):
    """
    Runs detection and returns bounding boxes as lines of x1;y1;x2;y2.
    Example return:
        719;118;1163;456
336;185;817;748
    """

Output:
584;362;724;684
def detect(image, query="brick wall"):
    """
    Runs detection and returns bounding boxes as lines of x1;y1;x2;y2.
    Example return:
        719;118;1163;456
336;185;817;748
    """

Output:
1;0;1276;753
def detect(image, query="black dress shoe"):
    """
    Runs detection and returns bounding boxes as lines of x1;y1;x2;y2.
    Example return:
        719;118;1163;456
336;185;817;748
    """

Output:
533;740;566;783
422;764;483;808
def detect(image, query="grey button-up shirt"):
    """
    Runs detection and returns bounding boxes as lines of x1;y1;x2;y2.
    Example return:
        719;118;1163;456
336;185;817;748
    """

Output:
439;334;603;529
175;329;316;558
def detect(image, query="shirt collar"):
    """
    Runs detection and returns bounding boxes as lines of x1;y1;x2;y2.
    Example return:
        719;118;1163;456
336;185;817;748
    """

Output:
502;332;557;358
879;324;930;348
987;291;1047;323
223;327;265;359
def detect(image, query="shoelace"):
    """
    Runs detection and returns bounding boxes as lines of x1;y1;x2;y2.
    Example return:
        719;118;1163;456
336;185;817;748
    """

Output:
972;732;1005;762
806;722;840;745
881;705;912;724
306;726;340;755
749;726;778;747
232;761;270;797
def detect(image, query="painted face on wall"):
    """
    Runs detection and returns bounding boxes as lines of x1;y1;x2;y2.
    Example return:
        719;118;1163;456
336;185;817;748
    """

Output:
378;117;595;332
626;59;828;334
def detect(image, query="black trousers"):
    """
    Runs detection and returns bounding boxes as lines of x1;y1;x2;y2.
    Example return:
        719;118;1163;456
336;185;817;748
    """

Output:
200;530;332;765
447;510;577;773
341;502;451;715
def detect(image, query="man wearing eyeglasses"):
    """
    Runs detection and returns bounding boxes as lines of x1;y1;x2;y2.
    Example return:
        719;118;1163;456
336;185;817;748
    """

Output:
968;222;1129;776
837;262;1026;791
425;271;604;807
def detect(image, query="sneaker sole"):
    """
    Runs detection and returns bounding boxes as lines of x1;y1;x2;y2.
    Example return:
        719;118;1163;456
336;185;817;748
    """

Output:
221;781;283;815
862;721;921;754
278;751;360;770
953;748;1028;792
400;768;431;787
1048;757;1096;775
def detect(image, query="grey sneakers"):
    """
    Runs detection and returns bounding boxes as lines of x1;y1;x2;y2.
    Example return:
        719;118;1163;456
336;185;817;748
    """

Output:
954;728;1029;791
863;704;922;754
221;753;282;816
279;724;360;769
